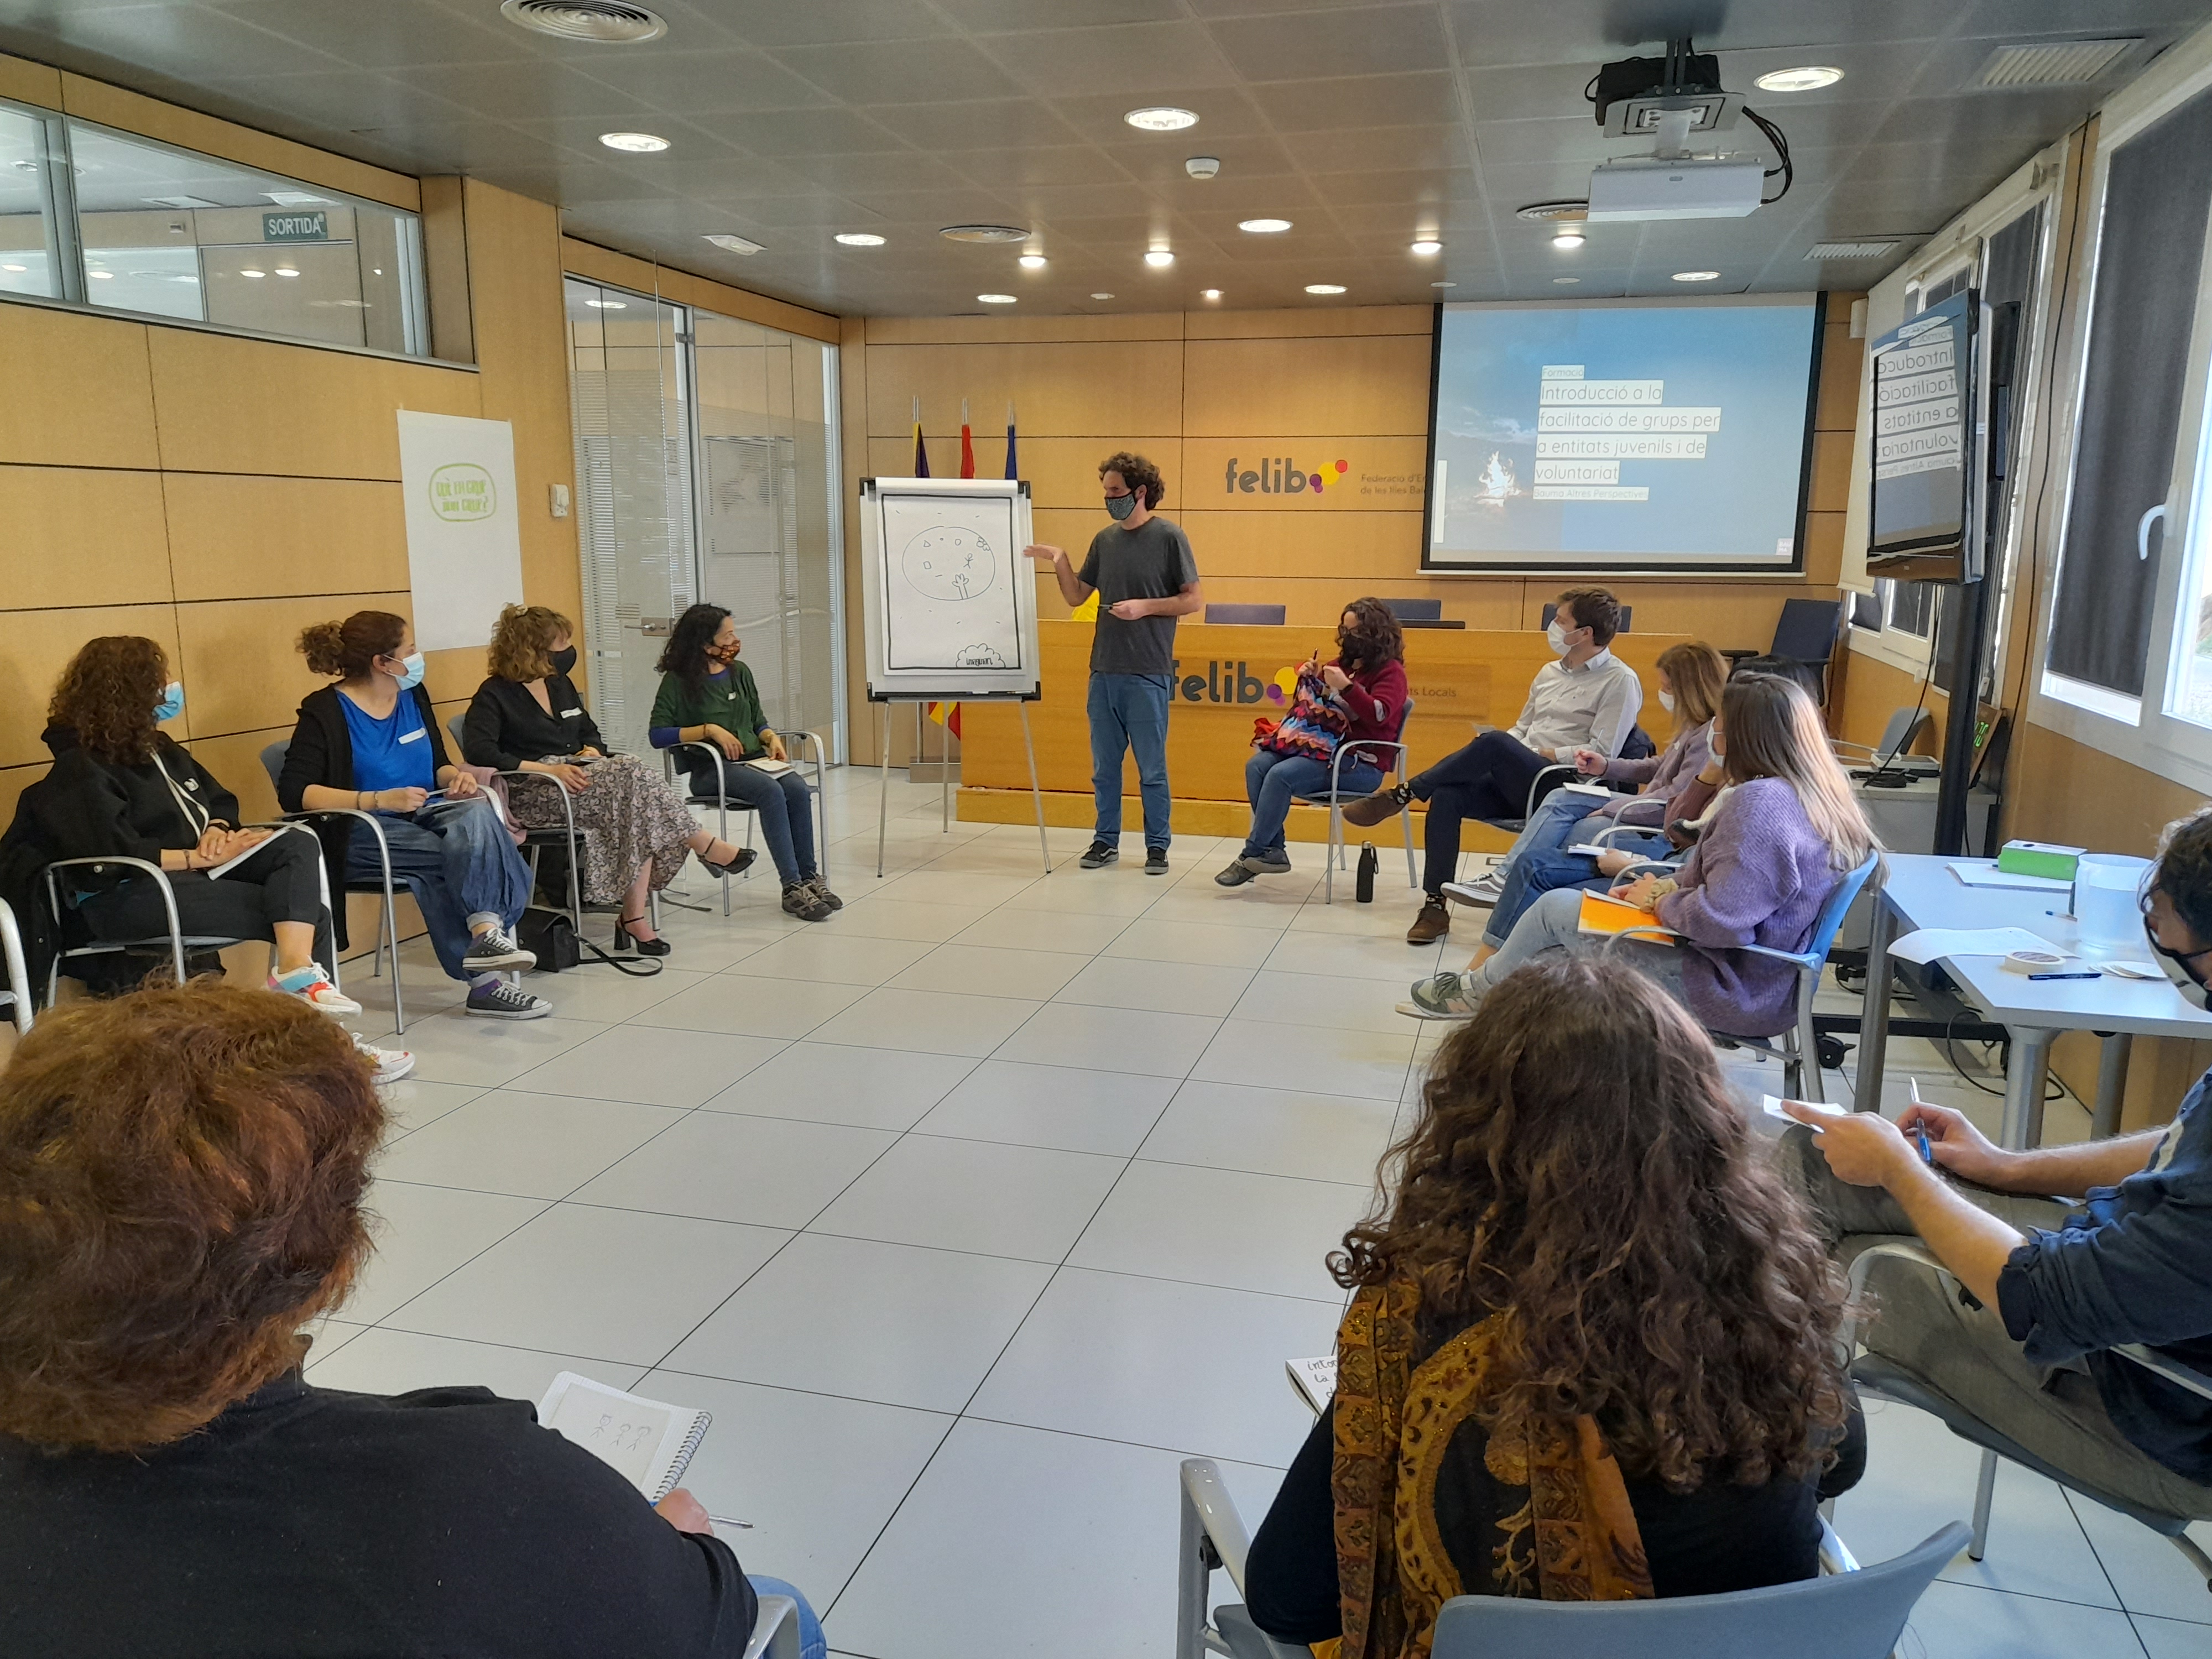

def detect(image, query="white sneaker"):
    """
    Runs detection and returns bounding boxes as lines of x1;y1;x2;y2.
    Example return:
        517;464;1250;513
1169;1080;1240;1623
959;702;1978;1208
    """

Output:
270;967;362;1019
1441;872;1506;908
351;1031;415;1084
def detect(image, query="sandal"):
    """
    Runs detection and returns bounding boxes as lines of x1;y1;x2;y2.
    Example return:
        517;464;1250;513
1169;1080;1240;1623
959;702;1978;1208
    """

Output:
614;916;672;958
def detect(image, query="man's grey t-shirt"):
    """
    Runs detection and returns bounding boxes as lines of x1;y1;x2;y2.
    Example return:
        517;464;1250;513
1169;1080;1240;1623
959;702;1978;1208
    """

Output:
1079;516;1200;675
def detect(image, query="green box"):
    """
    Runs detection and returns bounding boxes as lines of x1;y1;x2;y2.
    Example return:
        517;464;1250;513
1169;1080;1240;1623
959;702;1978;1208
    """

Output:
1997;839;2084;882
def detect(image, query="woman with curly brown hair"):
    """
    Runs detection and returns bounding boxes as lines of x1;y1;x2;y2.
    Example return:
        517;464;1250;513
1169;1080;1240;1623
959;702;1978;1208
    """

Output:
463;603;758;956
1243;955;1863;1651
0;981;806;1658
1216;597;1407;886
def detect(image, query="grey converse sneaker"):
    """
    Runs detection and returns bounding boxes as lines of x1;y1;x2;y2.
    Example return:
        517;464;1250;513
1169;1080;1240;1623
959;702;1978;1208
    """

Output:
462;924;536;973
782;881;834;921
465;978;552;1020
804;875;844;911
1441;870;1506;907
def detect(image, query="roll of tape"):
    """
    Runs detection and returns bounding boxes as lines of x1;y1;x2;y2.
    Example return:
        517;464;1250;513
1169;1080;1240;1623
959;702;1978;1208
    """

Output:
2001;948;2068;974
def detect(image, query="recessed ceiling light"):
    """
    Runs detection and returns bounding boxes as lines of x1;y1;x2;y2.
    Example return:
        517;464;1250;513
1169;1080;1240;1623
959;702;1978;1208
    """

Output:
1553;276;1581;285
1409;239;1443;256
1671;269;1721;282
1145;249;1175;267
1;263;24;272
237;269;264;279
500;1;666;45
1239;217;1292;234
1755;65;1844;92
978;293;1016;304
1515;199;1590;222
1432;281;1457;288
1305;283;1346;295
1200;288;1222;300
940;223;1030;243
1018;253;1047;269
1124;106;1198;131
586;298;627;309
1552;227;1586;249
599;131;670;152
1091;291;1115;300
274;267;299;276
88;268;114;279
704;233;764;254
834;232;885;247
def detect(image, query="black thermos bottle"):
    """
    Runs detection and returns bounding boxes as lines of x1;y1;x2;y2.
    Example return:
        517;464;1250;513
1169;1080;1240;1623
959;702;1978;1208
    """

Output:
1355;842;1378;903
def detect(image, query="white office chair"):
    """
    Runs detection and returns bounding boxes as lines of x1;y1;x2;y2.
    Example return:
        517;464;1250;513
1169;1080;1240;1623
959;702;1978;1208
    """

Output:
742;1595;802;1659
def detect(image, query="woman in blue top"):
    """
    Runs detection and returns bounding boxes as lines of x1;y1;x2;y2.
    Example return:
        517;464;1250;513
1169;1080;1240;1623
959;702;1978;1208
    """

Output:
276;612;549;1021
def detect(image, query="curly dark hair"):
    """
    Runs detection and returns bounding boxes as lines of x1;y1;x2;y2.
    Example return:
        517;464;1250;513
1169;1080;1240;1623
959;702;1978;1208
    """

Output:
0;983;385;1452
1336;597;1405;675
48;635;170;764
656;602;732;693
487;603;574;683
1333;954;1851;1491
1099;450;1166;510
2153;806;2212;945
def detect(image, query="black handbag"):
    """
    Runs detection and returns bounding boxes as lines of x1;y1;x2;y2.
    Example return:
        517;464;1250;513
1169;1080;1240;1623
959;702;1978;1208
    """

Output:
515;906;580;972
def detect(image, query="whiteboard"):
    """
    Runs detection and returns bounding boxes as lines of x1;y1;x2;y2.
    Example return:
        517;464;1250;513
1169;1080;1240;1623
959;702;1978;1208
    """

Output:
395;410;526;652
860;477;1040;700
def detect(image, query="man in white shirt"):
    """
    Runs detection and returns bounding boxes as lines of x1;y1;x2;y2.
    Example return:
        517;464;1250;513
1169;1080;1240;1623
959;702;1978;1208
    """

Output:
1344;588;1642;943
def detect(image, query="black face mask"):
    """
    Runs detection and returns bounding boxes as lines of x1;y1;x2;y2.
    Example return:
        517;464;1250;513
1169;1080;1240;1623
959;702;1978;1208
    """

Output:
549;646;578;677
2146;914;2211;1010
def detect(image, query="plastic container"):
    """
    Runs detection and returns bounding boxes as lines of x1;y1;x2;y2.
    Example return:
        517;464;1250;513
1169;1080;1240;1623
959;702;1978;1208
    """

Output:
2073;853;2153;955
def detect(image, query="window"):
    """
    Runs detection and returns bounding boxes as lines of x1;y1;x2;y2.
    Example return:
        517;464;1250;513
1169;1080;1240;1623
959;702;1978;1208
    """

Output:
0;98;429;357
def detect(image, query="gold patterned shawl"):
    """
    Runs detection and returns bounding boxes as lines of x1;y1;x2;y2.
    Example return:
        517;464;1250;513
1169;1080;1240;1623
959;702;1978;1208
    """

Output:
1326;1276;1653;1659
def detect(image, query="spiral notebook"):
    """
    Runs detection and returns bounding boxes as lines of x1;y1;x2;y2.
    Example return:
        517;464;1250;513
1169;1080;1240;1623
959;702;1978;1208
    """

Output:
537;1372;712;1503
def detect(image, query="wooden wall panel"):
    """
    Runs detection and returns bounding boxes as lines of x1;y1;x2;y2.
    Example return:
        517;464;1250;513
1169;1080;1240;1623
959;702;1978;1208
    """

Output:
863;341;1186;437
0;604;182;768
1182;438;1430;509
862;435;1182;511
0;305;159;469
0;51;61;107
147;328;479;478
0;466;173;609
1177;508;1426;580
1183;335;1434;435
189;727;293;825
164;474;409;601
1185;305;1431;340
864;313;1182;346
174;593;412;740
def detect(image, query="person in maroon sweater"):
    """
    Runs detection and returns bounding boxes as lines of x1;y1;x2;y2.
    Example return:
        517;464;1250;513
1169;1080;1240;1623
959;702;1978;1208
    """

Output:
1218;597;1408;885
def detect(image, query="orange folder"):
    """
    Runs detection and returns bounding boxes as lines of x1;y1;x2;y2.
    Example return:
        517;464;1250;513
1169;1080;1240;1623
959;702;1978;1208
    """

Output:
1577;890;1679;944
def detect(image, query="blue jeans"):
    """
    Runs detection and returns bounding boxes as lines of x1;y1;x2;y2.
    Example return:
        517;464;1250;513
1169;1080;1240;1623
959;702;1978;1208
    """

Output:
694;760;817;886
1242;750;1383;860
1087;671;1173;848
346;797;531;982
1482;833;1673;947
1500;791;1603;865
746;1575;826;1659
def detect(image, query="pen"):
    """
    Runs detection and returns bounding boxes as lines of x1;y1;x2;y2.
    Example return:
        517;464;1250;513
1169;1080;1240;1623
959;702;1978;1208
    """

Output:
2027;971;2101;982
708;1515;754;1530
1908;1077;1934;1166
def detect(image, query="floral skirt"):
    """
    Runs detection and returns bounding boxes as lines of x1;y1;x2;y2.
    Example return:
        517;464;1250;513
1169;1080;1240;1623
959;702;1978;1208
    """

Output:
507;753;696;906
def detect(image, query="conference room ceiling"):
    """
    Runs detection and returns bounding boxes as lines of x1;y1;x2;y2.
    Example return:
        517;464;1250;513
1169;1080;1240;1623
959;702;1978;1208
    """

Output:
2;1;2207;317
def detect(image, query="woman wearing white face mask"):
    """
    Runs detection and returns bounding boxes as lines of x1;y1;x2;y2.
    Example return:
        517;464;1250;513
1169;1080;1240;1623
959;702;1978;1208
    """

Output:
279;611;550;1021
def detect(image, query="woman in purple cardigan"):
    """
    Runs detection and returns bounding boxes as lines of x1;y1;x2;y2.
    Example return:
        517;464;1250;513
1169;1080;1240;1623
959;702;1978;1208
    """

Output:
1401;674;1880;1031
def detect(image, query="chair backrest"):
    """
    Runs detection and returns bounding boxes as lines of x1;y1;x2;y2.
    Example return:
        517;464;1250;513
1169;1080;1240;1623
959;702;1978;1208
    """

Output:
447;713;466;747
1426;1521;1970;1659
1380;598;1443;622
1771;597;1844;664
1804;851;1884;966
1541;601;1631;634
259;740;288;796
1205;603;1287;626
1873;706;1933;762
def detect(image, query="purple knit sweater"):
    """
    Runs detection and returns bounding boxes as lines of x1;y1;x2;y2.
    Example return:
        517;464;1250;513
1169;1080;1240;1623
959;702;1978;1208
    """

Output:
1590;719;1714;826
1653;776;1849;1037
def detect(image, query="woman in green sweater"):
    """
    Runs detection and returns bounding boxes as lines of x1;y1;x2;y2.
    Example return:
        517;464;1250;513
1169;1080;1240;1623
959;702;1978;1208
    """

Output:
650;604;838;922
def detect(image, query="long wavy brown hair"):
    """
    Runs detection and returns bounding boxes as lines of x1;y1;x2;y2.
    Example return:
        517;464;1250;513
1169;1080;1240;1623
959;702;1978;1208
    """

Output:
1334;955;1851;1491
487;602;574;682
1336;597;1405;675
48;635;170;764
0;983;384;1452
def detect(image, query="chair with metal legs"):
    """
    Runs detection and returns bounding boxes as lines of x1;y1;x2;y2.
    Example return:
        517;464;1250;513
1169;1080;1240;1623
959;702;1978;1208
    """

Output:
1292;698;1417;904
444;716;592;941
38;856;307;1004
0;898;32;1034
260;742;408;1035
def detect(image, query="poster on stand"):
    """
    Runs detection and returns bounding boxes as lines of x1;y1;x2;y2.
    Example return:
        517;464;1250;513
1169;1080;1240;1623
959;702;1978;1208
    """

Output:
397;410;526;653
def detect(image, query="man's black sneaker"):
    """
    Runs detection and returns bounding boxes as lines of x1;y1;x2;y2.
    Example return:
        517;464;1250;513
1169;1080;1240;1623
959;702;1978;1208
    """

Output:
1079;841;1119;869
1145;848;1170;875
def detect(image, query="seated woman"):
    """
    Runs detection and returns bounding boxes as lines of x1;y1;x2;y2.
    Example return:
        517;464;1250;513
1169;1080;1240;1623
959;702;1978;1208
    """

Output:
650;604;837;924
1244;956;1862;1650
1402;673;1880;1028
464;604;758;958
16;637;406;1082
0;981;826;1659
1216;597;1408;886
278;611;550;1022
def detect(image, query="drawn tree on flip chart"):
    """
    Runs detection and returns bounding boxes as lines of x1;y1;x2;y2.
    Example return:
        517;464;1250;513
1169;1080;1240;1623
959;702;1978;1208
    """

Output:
881;491;1023;672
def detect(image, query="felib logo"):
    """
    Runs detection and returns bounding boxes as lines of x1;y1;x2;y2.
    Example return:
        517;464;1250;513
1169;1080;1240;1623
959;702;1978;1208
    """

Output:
1224;456;1349;495
428;462;498;523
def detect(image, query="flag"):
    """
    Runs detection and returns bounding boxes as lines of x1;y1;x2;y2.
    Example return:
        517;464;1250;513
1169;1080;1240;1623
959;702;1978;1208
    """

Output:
959;398;975;479
911;395;930;477
927;699;962;739
1004;400;1018;480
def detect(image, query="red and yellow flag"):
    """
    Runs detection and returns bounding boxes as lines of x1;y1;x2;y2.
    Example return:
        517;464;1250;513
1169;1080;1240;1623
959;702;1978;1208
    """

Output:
959;397;975;479
927;700;962;739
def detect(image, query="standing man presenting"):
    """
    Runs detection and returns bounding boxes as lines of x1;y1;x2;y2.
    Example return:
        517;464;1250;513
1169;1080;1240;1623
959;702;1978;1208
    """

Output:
1026;452;1203;874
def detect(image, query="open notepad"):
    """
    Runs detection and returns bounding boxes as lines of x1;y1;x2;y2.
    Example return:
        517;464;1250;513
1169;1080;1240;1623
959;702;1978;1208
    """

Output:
1286;1355;1337;1416
537;1372;712;1503
1577;890;1679;942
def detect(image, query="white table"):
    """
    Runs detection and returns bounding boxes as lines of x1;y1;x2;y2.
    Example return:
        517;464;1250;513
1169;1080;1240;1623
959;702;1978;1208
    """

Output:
1856;854;2212;1147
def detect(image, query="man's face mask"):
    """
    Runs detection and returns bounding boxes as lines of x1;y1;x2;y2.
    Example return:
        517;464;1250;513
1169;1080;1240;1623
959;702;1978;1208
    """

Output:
2145;911;2211;1010
1104;491;1138;522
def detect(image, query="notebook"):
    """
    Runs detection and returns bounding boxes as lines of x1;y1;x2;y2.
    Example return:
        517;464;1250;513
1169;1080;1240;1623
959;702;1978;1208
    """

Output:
537;1372;712;1503
1557;780;1614;799
746;757;794;777
1577;890;1678;942
1286;1355;1337;1415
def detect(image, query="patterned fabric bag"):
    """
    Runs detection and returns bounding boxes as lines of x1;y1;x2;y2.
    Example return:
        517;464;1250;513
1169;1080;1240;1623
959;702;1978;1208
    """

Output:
1253;669;1350;764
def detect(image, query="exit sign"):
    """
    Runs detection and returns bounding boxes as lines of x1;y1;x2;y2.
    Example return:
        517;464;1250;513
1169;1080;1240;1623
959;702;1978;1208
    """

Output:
262;210;327;242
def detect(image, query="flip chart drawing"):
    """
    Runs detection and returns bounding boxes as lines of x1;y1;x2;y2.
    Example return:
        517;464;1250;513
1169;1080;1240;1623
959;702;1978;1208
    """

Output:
861;477;1039;700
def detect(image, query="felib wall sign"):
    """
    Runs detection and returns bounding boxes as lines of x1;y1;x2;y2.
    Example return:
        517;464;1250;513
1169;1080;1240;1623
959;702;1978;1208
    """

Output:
396;410;525;653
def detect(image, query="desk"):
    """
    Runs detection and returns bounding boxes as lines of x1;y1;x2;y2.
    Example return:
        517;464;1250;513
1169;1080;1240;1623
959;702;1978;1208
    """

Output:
1858;854;2212;1147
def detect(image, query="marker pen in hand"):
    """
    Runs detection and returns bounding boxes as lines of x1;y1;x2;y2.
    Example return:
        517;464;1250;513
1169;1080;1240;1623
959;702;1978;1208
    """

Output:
1908;1077;1934;1166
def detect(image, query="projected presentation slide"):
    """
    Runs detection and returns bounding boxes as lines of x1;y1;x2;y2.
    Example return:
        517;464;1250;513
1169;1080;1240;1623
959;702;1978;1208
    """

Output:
1423;295;1823;574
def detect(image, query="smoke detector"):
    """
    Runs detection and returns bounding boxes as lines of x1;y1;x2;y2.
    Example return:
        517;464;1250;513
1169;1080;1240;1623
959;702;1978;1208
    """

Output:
499;2;667;44
1185;156;1220;179
940;224;1031;243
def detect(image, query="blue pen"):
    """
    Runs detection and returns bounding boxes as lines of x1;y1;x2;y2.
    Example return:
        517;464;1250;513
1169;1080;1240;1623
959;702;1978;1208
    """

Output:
1908;1077;1934;1165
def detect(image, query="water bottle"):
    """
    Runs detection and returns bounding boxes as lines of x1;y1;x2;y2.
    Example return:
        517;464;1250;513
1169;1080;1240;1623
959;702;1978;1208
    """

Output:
1355;842;1378;903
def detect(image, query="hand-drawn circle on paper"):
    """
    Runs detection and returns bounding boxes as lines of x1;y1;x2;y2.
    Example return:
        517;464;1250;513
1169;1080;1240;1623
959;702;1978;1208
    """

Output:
902;525;998;602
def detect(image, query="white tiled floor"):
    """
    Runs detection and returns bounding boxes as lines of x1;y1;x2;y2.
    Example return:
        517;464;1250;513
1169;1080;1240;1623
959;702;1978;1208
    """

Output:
311;771;2212;1658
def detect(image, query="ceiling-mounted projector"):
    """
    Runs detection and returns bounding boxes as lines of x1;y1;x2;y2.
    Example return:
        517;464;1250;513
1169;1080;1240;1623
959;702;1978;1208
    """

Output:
1587;158;1765;220
1579;36;1787;222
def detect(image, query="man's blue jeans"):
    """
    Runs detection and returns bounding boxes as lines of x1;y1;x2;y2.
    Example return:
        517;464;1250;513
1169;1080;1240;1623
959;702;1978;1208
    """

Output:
1242;750;1383;860
1087;671;1173;849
